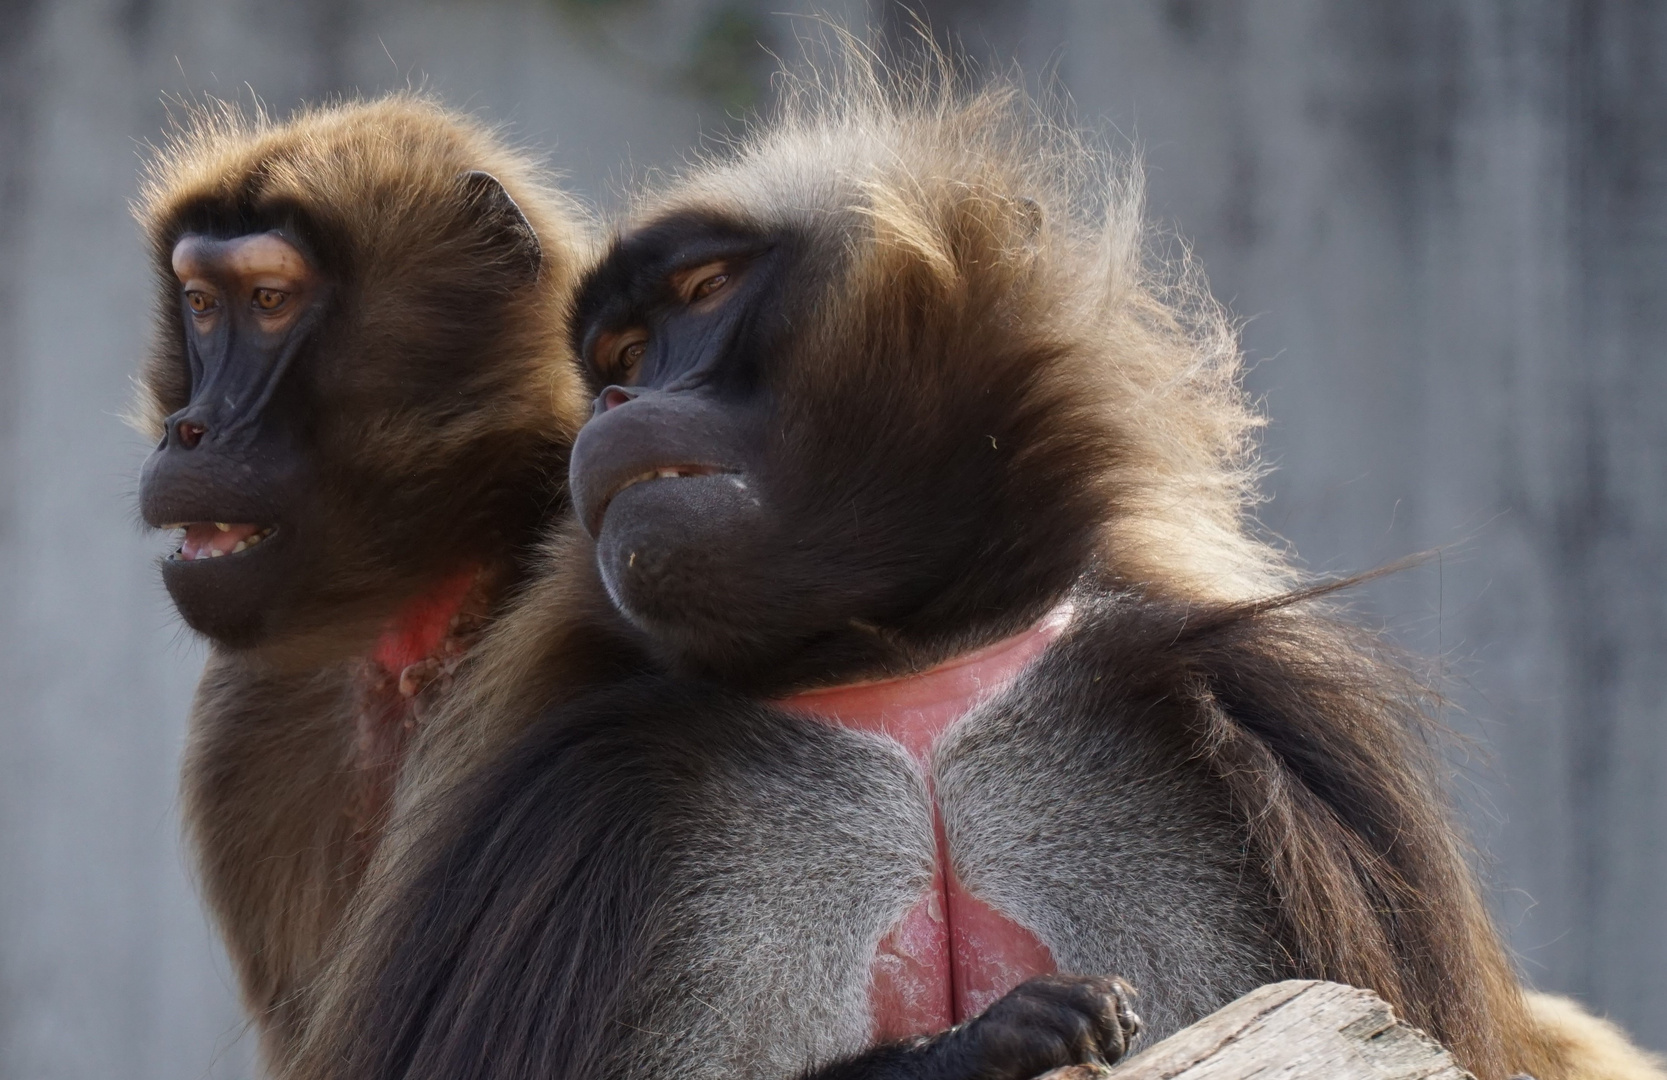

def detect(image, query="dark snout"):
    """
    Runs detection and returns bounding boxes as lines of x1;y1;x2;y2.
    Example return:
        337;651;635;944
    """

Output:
138;433;290;529
139;402;309;646
569;389;750;537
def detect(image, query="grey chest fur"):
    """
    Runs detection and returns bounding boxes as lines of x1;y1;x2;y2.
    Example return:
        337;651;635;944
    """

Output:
618;713;935;1080
620;660;1282;1077
933;657;1284;1043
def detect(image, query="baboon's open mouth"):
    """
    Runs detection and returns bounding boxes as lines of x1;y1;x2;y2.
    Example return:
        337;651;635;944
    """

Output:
165;522;278;561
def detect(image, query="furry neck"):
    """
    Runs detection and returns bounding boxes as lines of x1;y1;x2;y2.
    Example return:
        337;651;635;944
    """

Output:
777;605;1072;760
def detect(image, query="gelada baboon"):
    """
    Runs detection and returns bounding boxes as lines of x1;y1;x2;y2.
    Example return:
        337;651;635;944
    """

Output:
297;58;1664;1080
132;95;611;1069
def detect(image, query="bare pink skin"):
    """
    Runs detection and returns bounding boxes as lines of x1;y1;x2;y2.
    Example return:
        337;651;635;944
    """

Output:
779;609;1071;1040
349;567;493;859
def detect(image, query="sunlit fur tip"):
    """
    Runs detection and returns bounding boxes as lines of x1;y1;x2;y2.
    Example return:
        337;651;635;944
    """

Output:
626;30;1282;603
1525;993;1667;1080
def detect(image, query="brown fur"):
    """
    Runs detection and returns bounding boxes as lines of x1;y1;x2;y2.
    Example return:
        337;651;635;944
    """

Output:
133;95;594;1072
383;521;638;808
289;47;1657;1080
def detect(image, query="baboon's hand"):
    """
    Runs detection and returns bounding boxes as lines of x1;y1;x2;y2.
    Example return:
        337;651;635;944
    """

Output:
933;975;1141;1080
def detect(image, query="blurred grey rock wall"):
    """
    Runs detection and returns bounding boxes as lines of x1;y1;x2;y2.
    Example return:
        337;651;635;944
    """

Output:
0;1;1661;1076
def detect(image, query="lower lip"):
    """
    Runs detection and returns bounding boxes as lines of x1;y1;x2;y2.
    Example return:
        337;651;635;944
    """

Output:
595;467;736;531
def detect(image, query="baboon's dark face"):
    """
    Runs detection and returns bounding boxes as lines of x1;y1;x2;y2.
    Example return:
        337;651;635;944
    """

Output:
569;214;792;676
139;171;550;649
570;210;1099;687
140;229;324;646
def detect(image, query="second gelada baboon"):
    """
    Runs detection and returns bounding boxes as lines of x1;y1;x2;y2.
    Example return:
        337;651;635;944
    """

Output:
133;94;608;1070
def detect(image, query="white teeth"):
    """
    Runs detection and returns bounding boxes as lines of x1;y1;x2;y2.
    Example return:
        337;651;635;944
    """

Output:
215;522;230;531
232;540;248;553
208;547;224;558
605;466;728;516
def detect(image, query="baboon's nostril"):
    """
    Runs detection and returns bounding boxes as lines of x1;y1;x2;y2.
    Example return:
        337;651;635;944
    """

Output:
175;420;207;449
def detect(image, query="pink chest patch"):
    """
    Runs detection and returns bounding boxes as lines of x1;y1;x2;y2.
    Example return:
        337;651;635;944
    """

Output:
370;566;481;676
778;611;1070;1041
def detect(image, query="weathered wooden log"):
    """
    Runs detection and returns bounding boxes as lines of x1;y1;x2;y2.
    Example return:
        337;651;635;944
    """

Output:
1043;980;1472;1080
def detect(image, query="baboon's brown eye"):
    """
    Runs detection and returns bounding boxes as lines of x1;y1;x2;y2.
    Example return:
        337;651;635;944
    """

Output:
186;290;218;314
592;329;649;384
253;288;287;311
691;273;729;301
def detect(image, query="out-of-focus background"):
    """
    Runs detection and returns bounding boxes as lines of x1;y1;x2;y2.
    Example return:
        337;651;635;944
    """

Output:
1;1;1663;1075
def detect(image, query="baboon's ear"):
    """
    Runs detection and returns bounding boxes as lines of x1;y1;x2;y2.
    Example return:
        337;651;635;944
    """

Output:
460;170;542;284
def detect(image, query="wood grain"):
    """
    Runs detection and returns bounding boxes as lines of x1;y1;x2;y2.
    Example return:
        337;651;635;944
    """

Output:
1040;981;1471;1080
